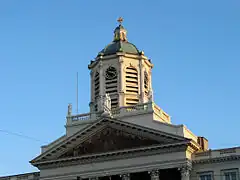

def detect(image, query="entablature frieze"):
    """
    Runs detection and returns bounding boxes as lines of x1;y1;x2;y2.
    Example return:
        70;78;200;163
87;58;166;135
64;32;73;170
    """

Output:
37;143;188;170
89;53;149;68
38;158;191;180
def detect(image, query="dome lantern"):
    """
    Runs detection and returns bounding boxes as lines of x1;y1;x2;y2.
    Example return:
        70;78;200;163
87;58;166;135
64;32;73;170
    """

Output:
98;17;140;56
113;17;128;42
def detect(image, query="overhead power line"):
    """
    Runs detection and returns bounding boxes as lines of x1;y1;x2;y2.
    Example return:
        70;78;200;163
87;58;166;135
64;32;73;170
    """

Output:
0;129;47;144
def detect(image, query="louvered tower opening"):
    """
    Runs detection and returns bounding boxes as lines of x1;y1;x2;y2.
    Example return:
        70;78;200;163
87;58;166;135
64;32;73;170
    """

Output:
94;72;100;111
125;66;139;106
144;71;149;95
105;67;118;109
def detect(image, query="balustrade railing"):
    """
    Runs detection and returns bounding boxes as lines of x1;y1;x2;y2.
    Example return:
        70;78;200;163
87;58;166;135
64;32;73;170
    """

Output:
69;102;150;122
71;113;90;121
125;103;148;112
111;108;120;115
194;147;239;160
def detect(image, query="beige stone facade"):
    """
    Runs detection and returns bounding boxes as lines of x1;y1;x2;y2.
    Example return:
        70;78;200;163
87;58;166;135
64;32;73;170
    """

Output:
1;19;239;180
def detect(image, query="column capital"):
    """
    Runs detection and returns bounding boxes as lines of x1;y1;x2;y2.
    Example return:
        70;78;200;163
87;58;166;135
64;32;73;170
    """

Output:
179;164;192;178
120;173;130;180
148;169;159;180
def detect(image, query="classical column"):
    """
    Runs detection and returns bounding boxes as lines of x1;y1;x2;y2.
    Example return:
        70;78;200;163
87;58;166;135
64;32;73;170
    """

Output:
179;165;191;180
120;173;130;180
149;169;160;180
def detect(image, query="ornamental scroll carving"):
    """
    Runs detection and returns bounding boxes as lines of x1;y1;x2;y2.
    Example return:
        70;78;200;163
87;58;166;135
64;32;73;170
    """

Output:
120;174;130;180
60;127;159;158
149;169;159;180
179;164;192;177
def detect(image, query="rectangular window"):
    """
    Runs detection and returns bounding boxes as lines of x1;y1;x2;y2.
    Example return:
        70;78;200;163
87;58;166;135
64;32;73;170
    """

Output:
200;174;212;180
198;171;213;180
222;169;239;180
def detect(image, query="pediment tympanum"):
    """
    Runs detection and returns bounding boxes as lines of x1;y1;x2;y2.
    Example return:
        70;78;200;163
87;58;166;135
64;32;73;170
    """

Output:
31;118;195;166
60;126;160;158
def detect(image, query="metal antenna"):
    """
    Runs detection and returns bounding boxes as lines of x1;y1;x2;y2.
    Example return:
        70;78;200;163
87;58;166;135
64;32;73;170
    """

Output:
76;72;79;113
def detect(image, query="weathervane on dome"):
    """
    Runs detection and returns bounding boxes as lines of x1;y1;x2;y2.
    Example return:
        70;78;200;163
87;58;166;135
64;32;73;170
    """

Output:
117;17;123;25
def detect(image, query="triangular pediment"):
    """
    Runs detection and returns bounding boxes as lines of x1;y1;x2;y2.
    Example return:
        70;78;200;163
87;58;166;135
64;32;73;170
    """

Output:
31;118;192;166
60;126;160;158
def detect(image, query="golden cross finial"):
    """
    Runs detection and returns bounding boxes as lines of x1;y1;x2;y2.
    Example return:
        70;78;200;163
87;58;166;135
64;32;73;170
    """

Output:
117;17;123;25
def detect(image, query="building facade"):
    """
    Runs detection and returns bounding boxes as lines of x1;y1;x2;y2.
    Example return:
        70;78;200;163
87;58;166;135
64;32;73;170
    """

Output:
1;18;239;180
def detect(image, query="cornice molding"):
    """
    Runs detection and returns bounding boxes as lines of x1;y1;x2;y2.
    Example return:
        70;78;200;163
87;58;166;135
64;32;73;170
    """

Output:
31;117;193;168
36;143;188;169
40;158;189;180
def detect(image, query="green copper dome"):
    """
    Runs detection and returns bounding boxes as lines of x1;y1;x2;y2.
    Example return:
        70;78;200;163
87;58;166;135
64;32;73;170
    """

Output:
98;18;140;56
99;41;139;56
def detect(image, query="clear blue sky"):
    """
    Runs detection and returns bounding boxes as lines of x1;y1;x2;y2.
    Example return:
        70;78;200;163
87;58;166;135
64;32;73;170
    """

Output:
0;0;239;176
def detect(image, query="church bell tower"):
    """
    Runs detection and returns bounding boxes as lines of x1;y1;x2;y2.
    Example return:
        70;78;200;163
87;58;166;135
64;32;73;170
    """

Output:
88;18;154;112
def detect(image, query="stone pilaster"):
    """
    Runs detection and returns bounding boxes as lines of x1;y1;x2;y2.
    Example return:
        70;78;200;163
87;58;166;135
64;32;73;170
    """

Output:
149;169;160;180
119;56;125;107
148;69;152;91
179;165;192;180
90;70;94;102
139;59;144;103
99;60;104;97
120;173;130;180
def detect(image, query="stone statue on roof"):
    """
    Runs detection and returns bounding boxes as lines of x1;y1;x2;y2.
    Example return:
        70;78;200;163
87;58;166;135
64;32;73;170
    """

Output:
98;93;112;117
67;103;72;116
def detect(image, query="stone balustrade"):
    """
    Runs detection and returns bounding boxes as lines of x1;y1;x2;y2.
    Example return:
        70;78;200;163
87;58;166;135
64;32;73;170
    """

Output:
68;102;151;123
67;102;173;127
194;147;240;160
120;102;149;113
111;108;120;115
0;172;39;180
71;113;91;121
